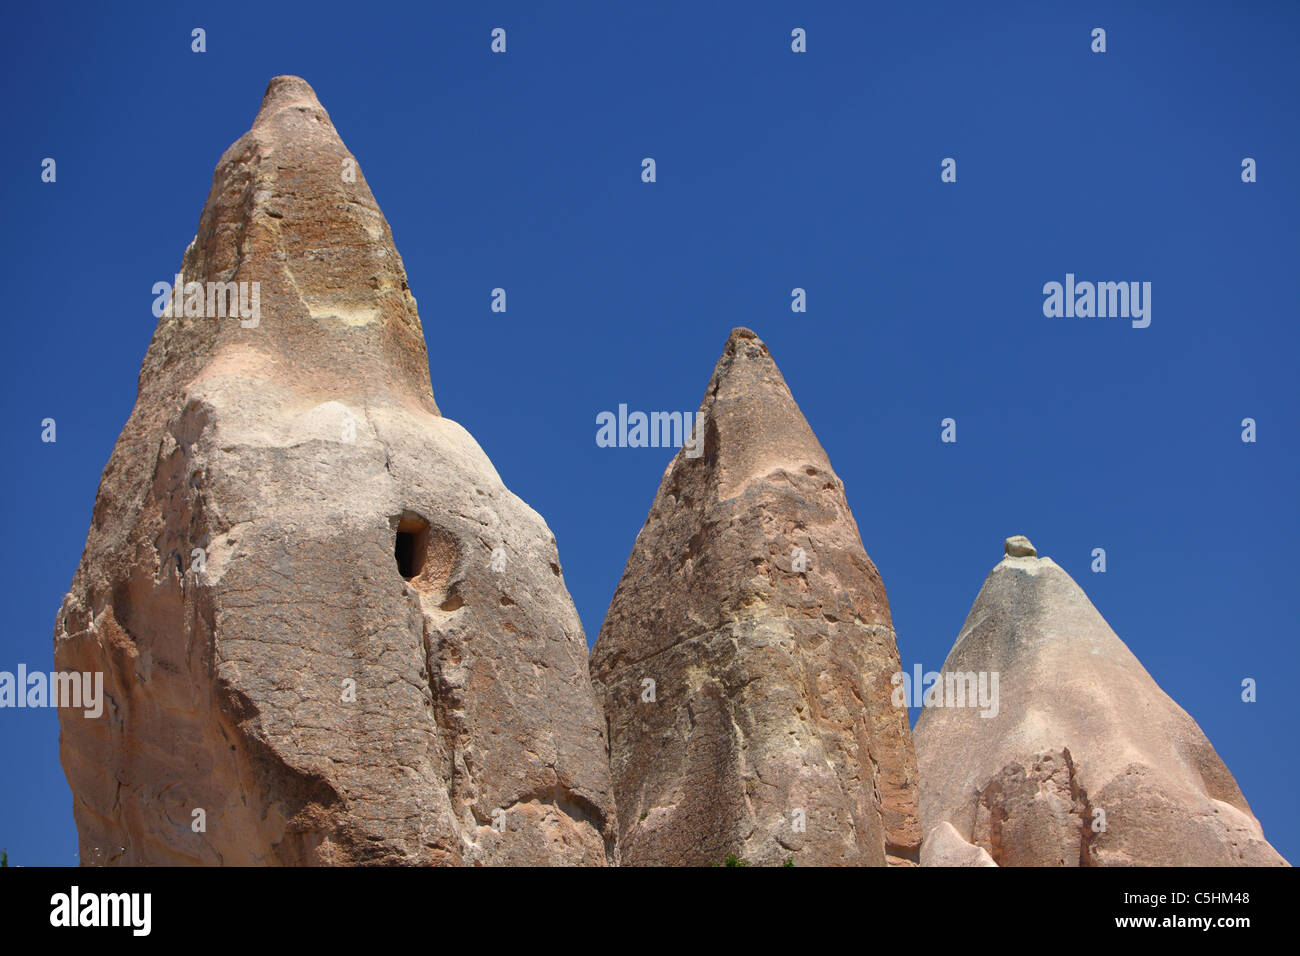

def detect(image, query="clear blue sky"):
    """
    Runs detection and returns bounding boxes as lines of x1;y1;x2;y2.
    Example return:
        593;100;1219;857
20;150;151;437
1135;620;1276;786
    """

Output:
2;1;1296;866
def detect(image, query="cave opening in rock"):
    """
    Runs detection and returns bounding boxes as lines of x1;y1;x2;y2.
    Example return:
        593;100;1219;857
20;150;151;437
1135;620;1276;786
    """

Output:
394;512;430;580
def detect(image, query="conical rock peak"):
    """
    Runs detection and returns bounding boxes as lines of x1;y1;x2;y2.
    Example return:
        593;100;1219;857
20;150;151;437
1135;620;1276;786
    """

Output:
53;79;616;866
591;328;919;866
915;540;1286;866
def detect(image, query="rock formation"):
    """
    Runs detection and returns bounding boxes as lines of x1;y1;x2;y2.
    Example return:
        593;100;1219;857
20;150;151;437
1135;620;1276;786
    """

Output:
915;536;1286;866
590;328;920;866
53;76;616;865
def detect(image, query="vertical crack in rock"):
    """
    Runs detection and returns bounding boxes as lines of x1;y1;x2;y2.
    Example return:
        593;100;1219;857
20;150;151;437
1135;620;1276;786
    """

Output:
53;75;616;866
969;748;1091;867
916;536;1287;867
591;327;920;866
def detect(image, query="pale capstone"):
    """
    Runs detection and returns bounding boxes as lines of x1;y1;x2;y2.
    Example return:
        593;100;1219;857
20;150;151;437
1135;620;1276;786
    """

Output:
1004;535;1036;557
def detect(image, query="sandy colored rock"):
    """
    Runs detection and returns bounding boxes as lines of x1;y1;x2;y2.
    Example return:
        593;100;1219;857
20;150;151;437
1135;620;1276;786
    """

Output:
921;821;997;867
915;542;1286;866
1003;535;1036;558
590;328;920;866
53;76;616;865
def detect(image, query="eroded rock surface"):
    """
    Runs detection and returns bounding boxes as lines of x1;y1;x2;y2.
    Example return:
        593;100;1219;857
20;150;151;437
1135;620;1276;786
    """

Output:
1003;535;1036;558
54;76;616;866
915;540;1286;867
590;328;920;866
920;822;996;867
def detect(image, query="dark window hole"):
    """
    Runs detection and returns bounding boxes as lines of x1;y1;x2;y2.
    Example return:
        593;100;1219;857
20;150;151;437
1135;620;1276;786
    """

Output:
395;512;430;580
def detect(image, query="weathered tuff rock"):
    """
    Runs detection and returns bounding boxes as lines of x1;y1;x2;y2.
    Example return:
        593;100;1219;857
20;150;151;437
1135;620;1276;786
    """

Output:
53;76;616;865
1003;535;1036;558
921;822;996;867
915;538;1286;866
590;328;920;866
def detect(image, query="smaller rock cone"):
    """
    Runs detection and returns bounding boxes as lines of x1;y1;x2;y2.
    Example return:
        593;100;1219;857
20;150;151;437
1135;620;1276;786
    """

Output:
591;328;920;866
915;537;1287;866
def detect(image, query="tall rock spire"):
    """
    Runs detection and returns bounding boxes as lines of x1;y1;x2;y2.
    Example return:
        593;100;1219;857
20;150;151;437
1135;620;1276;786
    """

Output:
591;328;920;866
53;77;616;865
915;536;1286;866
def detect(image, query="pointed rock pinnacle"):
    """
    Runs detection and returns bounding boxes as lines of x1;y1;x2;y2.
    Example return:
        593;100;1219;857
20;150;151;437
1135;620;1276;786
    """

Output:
53;78;616;866
591;328;920;866
915;540;1286;866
